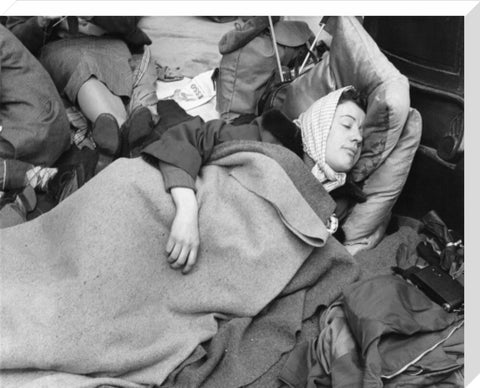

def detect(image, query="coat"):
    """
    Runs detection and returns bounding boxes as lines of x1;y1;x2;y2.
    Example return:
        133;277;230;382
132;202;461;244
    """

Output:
141;109;305;192
0;25;70;166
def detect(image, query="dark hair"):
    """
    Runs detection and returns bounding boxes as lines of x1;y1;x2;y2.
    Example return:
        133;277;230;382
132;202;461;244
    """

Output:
338;88;367;112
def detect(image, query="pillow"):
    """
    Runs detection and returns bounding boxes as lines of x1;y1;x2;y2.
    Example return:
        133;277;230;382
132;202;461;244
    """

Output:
281;16;410;182
342;108;421;252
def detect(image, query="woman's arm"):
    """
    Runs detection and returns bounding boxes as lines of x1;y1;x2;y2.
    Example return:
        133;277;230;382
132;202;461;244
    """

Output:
145;116;263;273
142;115;263;191
167;186;199;274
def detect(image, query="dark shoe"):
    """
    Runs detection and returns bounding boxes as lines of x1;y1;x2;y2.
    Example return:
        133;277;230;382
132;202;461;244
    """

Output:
91;113;121;157
47;164;86;203
54;144;99;183
120;106;154;157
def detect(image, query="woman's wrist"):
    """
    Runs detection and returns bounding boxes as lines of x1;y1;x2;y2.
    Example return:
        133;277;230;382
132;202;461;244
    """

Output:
170;187;198;213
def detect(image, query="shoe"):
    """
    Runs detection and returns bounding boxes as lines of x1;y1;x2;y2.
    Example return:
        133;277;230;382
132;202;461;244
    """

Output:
47;164;86;203
91;113;121;157
53;144;99;183
120;106;154;157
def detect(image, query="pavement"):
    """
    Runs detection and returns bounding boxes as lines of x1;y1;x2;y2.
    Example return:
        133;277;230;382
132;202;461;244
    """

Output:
139;16;237;78
139;16;324;79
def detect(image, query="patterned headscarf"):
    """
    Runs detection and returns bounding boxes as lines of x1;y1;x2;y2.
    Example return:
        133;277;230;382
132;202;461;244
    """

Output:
294;86;355;192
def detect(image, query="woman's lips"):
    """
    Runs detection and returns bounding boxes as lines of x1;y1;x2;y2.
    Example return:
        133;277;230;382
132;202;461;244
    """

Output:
343;146;358;156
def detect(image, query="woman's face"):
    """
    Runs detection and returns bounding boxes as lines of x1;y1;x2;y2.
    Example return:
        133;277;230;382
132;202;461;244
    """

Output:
325;100;365;172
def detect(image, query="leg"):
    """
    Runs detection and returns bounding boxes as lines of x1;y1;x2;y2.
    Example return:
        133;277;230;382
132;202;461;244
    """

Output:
77;76;127;127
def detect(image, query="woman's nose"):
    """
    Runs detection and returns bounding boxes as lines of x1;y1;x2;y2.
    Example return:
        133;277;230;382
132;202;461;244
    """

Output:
351;125;363;143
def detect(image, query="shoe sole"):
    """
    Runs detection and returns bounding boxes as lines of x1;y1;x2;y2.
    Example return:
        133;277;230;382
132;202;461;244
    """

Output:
92;114;121;157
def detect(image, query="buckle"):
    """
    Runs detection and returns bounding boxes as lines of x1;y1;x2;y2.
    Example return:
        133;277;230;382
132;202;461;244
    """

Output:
327;214;338;234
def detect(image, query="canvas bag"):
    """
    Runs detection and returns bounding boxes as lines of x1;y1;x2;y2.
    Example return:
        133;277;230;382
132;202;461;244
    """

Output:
215;20;313;121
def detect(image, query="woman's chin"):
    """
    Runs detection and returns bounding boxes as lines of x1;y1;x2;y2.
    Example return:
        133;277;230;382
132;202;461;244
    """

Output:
330;158;356;173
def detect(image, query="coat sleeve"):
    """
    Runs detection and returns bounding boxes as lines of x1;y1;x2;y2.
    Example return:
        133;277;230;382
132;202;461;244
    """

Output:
141;116;263;191
6;17;47;57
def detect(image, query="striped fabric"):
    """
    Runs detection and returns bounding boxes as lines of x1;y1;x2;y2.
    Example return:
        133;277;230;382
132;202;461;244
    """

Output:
295;86;353;192
25;166;58;191
65;106;96;150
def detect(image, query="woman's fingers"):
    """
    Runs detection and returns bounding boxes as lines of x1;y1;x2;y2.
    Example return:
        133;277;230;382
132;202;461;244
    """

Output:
167;242;182;263
170;246;189;269
166;241;198;274
166;238;175;256
182;248;198;274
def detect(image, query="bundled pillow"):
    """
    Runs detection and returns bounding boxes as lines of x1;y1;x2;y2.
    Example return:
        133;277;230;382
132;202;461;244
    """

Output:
279;16;420;252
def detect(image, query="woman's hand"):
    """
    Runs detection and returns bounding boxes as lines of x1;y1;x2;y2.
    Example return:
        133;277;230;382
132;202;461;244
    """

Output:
166;187;199;274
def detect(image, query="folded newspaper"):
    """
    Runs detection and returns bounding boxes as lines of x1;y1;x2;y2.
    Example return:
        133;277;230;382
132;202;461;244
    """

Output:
170;69;216;111
156;69;219;121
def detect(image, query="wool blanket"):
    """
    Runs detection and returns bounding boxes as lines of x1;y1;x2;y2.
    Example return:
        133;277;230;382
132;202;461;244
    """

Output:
0;141;358;388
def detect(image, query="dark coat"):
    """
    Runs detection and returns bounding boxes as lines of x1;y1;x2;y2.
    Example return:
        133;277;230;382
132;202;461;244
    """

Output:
0;25;70;166
141;109;303;191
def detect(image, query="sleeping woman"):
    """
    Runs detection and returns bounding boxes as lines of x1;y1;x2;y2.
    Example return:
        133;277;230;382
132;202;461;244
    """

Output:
141;85;365;273
0;86;366;387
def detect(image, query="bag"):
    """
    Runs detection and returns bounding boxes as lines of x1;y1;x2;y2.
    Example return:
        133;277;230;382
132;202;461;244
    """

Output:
215;19;313;120
257;40;328;115
393;264;464;313
257;19;329;115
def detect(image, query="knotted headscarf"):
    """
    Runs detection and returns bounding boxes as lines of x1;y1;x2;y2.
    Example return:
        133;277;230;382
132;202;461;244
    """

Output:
294;86;355;192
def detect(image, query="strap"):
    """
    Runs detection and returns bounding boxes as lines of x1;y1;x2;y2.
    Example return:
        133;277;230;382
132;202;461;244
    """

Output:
268;16;284;82
298;22;326;74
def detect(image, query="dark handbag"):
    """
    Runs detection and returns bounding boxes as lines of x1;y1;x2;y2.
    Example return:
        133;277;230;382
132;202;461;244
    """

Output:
257;20;329;116
256;41;327;115
393;264;464;313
